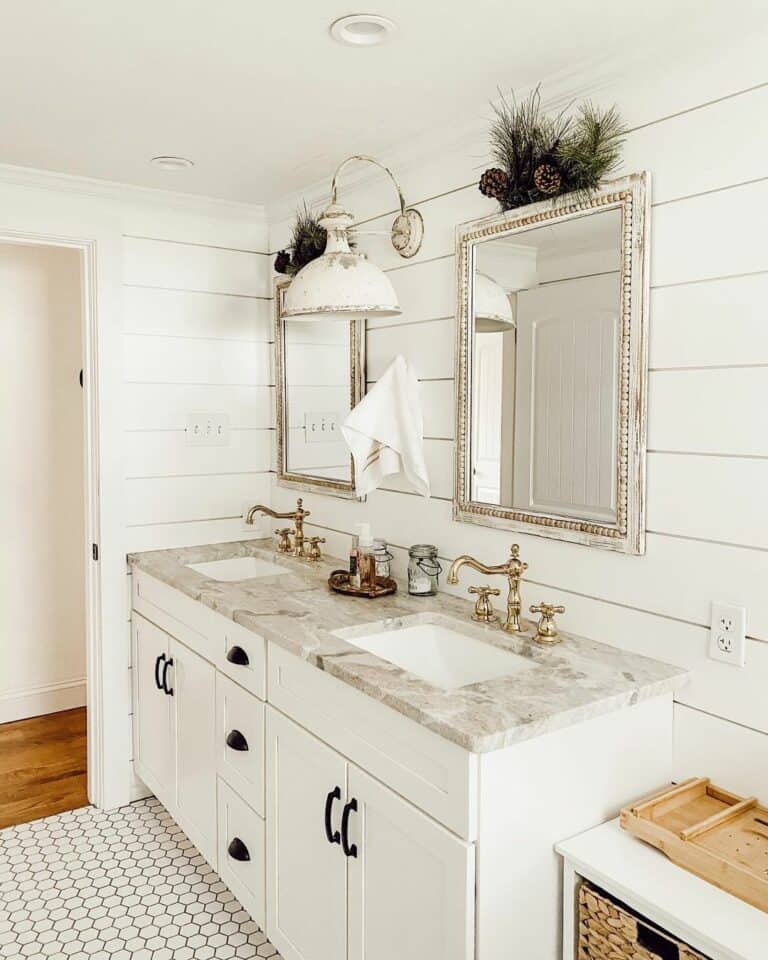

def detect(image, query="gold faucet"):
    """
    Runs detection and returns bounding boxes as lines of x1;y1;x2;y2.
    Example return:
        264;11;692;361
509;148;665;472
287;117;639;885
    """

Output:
245;497;312;558
447;544;529;634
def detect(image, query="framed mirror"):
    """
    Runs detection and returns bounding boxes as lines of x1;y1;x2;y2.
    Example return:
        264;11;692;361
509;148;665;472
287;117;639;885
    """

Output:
274;277;365;498
454;173;650;553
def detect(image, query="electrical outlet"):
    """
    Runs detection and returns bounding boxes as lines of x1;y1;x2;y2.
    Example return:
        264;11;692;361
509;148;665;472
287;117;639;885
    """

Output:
304;412;341;444
709;601;746;666
185;413;230;446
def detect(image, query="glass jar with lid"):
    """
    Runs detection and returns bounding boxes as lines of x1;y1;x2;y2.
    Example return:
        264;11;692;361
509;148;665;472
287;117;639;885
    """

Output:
373;538;393;580
407;544;442;596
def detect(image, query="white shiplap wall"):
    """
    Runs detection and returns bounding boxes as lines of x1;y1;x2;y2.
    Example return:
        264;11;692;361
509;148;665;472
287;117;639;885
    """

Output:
122;214;274;553
270;71;768;793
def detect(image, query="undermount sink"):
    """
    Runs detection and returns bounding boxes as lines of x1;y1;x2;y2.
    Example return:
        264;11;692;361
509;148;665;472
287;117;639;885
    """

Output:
333;614;536;691
186;556;289;582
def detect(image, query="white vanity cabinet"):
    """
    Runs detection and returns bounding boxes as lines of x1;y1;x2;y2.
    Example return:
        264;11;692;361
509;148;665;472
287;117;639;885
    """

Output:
131;614;175;803
265;706;474;960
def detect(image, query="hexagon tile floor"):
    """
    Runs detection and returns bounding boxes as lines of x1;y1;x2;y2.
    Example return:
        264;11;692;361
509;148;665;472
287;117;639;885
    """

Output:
0;797;283;960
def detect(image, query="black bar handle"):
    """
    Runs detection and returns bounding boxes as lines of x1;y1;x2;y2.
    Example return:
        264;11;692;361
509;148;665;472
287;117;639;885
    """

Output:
324;787;341;845
154;653;166;691
226;645;250;666
227;837;251;862
226;729;249;752
341;797;358;858
161;657;174;696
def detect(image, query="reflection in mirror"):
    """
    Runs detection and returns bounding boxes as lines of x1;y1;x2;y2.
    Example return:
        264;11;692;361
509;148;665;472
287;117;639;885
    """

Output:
275;280;364;497
470;207;621;523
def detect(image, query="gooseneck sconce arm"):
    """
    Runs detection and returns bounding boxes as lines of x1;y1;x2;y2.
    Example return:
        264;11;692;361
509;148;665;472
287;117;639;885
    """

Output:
281;154;425;320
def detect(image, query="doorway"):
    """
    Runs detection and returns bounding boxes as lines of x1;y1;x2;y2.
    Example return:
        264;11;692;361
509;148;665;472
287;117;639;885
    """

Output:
0;241;89;827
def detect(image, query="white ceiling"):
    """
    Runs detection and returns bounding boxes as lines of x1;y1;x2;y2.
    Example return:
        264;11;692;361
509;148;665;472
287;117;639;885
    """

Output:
0;1;763;204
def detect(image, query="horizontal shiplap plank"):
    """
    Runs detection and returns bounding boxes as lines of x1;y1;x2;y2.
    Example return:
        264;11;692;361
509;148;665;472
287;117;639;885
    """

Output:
271;486;768;640
674;704;768;799
124;286;272;341
367;317;454;381
124;334;271;385
648;367;768;456
124;428;273;478
370;256;456;330
124;384;274;431
126;472;271;526
649;272;768;368
651;179;768;288
123;237;270;297
283;343;350;386
647;452;768;549
125;515;270;554
122;205;267;252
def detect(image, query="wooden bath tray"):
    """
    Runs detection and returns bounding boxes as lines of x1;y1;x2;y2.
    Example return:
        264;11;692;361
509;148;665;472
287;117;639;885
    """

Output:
620;778;768;913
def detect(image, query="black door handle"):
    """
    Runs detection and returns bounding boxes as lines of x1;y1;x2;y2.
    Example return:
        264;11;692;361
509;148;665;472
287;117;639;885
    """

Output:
226;645;249;666
226;729;249;752
227;837;250;862
154;653;166;691
161;657;174;696
324;787;341;845
341;798;358;858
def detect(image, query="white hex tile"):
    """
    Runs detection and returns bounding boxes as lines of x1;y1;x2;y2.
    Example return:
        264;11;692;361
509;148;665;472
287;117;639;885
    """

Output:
0;798;282;960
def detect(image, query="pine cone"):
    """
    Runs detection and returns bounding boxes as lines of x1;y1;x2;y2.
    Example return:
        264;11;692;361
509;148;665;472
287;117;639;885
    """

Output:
533;163;562;196
274;250;292;275
479;167;510;201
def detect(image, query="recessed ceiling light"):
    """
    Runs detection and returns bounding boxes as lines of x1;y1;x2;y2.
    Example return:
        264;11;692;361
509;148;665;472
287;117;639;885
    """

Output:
150;156;194;170
330;14;397;46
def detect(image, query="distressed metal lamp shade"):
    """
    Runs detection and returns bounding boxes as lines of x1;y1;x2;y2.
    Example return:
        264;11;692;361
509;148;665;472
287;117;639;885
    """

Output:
474;272;514;333
282;203;401;320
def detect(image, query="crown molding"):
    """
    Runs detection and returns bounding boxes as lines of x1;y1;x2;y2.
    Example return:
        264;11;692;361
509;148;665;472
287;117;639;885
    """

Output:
0;162;267;221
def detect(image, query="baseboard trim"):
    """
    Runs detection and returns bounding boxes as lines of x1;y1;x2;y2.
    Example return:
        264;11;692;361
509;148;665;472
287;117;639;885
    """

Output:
0;677;87;724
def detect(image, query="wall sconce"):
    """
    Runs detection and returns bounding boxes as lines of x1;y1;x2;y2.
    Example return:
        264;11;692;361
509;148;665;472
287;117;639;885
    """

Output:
282;155;424;320
474;273;515;333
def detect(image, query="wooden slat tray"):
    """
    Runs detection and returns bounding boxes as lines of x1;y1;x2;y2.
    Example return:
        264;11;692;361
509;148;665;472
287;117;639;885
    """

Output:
621;778;768;913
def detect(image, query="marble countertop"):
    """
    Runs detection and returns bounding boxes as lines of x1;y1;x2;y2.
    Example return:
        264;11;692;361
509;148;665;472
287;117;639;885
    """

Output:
128;539;688;754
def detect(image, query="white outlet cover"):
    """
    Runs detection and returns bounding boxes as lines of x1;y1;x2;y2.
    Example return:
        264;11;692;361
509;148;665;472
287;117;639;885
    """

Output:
709;600;746;667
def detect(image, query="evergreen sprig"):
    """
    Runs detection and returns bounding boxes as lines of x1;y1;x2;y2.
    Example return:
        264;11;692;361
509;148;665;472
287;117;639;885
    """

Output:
274;202;357;276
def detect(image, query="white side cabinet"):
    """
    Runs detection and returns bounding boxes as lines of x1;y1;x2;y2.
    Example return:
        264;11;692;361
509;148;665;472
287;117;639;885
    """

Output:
132;614;175;803
265;706;475;960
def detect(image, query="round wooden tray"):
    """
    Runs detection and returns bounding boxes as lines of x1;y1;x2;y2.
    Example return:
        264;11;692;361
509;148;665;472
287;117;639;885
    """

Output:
328;569;397;599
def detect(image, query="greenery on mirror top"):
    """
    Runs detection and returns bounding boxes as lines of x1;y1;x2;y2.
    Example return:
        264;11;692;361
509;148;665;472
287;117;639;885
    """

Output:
274;202;356;276
479;86;626;211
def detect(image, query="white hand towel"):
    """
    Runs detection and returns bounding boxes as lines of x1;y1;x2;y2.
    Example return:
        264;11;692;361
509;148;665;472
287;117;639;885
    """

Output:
341;355;430;498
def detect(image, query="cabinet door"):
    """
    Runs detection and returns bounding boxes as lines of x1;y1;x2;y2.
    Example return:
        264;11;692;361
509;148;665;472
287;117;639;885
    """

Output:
347;765;475;960
132;614;174;804
266;707;348;960
171;638;217;868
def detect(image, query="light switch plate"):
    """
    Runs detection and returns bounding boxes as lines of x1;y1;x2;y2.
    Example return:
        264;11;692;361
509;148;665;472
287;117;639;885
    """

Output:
185;413;230;446
709;600;746;667
304;412;340;444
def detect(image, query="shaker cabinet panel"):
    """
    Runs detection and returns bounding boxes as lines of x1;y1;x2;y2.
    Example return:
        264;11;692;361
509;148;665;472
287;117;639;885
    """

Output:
216;672;265;815
132;614;175;805
347;765;475;960
266;707;348;960
171;638;218;868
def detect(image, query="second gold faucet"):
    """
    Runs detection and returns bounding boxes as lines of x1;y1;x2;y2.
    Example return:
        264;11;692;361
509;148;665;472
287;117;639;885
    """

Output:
447;544;529;634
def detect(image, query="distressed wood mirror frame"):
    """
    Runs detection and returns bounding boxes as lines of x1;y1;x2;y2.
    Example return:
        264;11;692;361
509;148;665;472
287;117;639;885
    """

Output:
274;276;365;499
454;172;651;554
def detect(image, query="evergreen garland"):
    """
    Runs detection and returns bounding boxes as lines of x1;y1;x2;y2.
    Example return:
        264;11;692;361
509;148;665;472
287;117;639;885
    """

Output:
480;87;626;211
274;203;356;276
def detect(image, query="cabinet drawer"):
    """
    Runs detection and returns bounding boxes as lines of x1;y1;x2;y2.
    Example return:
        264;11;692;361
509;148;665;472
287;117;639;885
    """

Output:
268;643;478;840
216;673;265;816
217;618;266;701
218;779;266;929
132;571;217;663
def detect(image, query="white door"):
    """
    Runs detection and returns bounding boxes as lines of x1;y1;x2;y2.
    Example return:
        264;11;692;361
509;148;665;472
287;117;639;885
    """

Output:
347;765;475;960
131;614;174;804
170;638;218;868
266;707;348;960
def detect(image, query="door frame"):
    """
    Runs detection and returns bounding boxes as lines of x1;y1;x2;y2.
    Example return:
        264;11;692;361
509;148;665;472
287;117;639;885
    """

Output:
0;230;106;808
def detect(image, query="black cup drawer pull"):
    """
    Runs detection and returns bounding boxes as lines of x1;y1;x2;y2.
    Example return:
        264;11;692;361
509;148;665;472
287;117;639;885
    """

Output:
226;645;250;666
227;837;251;862
324;787;341;845
341;798;358;858
161;657;174;696
226;729;249;752
154;653;166;691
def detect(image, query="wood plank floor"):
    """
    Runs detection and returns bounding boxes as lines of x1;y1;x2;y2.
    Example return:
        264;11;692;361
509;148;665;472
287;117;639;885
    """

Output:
0;707;88;830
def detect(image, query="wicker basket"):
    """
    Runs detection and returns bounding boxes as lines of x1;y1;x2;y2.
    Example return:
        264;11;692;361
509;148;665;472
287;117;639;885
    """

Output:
578;881;711;960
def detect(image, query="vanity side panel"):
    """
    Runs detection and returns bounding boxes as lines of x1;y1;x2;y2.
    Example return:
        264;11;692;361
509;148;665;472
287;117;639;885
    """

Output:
475;695;673;960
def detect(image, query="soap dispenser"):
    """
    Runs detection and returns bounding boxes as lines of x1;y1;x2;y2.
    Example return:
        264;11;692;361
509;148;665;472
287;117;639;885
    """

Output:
356;523;376;591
